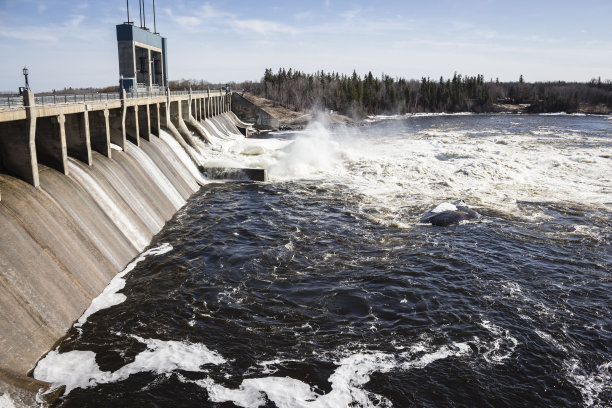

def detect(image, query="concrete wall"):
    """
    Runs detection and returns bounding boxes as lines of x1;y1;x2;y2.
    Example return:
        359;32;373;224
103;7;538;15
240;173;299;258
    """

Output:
231;93;279;130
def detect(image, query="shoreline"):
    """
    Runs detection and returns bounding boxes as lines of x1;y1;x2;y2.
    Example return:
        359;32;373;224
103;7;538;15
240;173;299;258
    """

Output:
239;93;611;131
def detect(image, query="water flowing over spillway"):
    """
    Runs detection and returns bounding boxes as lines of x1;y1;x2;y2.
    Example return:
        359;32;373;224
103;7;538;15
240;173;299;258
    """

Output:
0;125;205;378
16;114;612;407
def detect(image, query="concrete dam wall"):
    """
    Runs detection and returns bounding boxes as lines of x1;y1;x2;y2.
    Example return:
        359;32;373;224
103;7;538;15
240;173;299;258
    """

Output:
0;89;250;405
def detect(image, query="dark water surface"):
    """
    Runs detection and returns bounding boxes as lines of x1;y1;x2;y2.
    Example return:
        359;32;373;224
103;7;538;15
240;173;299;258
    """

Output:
41;115;611;407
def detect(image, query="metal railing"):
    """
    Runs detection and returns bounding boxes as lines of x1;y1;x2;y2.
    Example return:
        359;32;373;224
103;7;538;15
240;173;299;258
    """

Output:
0;95;25;108
35;93;122;105
0;88;229;110
126;89;166;99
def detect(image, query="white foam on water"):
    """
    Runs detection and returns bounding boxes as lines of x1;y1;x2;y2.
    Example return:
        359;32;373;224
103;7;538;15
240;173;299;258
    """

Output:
0;394;17;408
564;359;612;407
267;121;346;180
261;115;612;227
33;350;104;394
193;124;293;173
35;327;522;405
478;320;519;364
68;161;149;251
365;114;407;122
191;335;519;408
124;144;186;209
193;352;395;408
193;334;518;408
501;281;523;298
33;334;225;395
75;243;172;326
534;329;568;352
400;342;472;369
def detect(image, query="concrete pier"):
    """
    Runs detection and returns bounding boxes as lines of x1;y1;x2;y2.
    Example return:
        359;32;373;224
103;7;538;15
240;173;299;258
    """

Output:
0;89;230;191
89;109;111;158
65;111;92;166
34;114;68;175
138;104;151;142
108;107;125;150
0;91;39;187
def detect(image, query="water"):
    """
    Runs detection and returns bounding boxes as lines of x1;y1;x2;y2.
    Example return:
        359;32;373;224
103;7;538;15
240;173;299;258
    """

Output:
35;114;611;407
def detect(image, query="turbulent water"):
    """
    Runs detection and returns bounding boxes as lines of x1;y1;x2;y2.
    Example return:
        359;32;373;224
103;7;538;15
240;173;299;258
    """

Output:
35;114;611;407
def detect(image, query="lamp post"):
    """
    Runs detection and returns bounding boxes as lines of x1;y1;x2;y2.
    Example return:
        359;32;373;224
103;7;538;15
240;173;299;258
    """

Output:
23;66;30;90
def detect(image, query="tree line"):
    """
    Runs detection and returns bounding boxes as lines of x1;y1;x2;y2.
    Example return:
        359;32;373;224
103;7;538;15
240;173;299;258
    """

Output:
233;69;612;115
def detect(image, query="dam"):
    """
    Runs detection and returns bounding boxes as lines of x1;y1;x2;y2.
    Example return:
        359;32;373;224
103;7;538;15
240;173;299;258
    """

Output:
0;13;256;406
0;87;251;405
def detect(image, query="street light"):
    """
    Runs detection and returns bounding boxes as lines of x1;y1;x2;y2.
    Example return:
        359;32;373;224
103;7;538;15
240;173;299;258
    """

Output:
22;66;30;90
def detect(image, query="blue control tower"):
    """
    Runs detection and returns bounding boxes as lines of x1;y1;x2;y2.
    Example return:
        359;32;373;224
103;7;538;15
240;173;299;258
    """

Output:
117;0;167;92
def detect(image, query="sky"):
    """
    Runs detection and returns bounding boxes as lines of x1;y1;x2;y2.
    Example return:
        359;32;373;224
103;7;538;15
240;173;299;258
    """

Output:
0;0;611;92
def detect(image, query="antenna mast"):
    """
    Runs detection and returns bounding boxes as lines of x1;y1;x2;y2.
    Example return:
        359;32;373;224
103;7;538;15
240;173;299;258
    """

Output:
138;0;143;28
125;0;132;24
153;0;158;34
142;0;147;30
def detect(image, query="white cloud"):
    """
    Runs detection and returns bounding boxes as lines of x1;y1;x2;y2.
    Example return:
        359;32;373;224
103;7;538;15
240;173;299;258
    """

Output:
164;4;297;37
233;19;297;36
68;15;85;28
0;27;58;42
294;11;314;20
173;15;202;27
341;8;361;21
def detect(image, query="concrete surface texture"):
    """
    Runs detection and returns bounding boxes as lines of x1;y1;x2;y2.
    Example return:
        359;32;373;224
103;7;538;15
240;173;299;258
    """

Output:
231;93;280;130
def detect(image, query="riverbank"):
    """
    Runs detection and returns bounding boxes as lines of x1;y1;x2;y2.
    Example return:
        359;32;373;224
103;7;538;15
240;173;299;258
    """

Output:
239;93;611;131
239;93;355;130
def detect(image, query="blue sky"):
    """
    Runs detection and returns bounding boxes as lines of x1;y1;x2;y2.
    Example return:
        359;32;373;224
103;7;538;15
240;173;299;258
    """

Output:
0;0;611;91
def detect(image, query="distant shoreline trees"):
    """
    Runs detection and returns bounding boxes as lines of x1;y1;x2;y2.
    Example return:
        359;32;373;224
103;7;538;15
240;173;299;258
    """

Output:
233;69;612;116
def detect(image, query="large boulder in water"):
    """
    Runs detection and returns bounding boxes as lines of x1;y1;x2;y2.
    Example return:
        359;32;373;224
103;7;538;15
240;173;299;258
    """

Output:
420;201;480;226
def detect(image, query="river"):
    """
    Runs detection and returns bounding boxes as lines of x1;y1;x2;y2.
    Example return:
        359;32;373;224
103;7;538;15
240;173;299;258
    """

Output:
34;113;612;407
